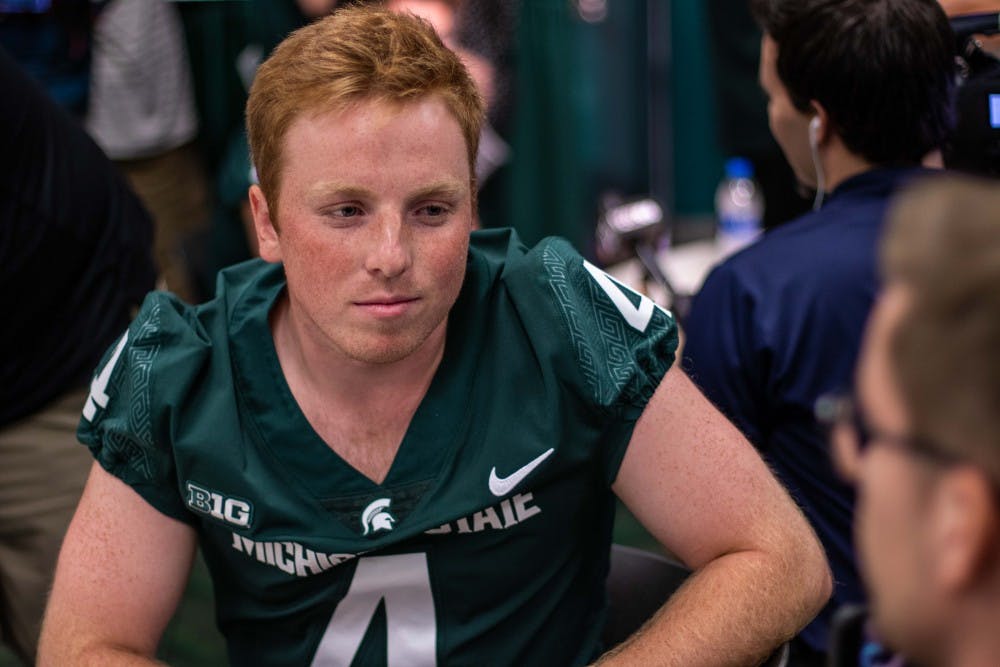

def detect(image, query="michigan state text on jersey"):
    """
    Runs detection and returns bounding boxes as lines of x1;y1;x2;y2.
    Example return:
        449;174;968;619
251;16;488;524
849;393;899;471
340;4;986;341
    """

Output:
79;230;677;666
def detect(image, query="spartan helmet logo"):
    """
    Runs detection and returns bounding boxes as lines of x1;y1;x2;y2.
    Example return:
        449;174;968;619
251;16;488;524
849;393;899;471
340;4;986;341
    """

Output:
360;497;396;536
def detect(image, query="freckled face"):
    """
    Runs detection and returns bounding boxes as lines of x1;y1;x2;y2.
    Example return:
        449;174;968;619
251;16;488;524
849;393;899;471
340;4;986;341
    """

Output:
252;96;473;366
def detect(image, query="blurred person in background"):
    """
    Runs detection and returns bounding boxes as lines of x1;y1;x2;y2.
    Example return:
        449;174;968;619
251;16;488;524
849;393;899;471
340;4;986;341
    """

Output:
827;176;1000;667
85;0;210;303
39;7;830;665
0;45;155;664
681;0;956;664
179;0;329;293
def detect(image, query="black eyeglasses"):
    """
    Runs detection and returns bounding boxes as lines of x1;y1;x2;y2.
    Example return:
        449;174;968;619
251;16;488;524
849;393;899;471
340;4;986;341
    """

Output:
814;392;956;465
816;392;1000;507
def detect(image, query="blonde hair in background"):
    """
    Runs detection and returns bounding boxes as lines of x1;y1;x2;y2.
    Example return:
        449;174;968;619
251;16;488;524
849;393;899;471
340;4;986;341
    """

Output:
882;176;1000;483
246;4;485;220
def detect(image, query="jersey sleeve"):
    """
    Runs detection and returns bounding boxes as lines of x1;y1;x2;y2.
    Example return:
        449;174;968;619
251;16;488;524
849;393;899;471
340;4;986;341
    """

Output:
681;260;768;447
503;237;679;482
76;291;211;523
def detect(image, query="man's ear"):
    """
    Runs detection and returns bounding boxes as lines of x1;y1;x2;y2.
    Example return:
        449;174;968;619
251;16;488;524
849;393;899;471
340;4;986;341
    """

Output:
249;184;281;263
929;467;999;593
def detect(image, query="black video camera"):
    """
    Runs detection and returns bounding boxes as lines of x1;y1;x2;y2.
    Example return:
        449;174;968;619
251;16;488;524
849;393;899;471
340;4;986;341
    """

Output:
945;12;1000;177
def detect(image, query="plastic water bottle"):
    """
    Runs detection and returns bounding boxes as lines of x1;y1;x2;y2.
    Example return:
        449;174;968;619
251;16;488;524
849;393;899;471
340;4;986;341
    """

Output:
715;157;764;255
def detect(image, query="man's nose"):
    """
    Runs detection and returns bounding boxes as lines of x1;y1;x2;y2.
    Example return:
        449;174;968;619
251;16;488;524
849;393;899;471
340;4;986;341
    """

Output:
364;212;412;278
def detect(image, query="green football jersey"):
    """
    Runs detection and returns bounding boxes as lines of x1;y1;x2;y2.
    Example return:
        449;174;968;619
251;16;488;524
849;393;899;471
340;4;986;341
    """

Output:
79;229;678;666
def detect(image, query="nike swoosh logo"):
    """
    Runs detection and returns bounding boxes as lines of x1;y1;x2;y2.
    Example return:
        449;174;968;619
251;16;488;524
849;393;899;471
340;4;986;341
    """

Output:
488;448;555;497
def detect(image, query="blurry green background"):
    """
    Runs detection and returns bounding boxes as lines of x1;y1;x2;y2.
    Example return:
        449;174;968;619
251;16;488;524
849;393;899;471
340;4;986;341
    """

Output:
479;0;723;251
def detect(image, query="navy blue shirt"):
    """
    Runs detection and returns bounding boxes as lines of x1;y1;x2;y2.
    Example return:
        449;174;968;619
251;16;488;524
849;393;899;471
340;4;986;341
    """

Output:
682;167;935;651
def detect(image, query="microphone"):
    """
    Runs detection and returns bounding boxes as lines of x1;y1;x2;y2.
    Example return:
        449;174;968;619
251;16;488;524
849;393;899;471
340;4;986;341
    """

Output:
595;196;682;314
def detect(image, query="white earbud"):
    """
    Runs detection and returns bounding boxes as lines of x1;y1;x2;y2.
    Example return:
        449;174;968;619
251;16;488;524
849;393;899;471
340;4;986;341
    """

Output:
808;116;821;149
808;116;825;211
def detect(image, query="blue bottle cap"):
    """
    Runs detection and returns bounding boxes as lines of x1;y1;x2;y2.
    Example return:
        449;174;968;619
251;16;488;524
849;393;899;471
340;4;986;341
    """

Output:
724;156;754;179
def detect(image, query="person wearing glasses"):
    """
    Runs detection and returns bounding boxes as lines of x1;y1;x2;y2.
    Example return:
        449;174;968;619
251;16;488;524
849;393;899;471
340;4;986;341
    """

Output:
819;176;1000;667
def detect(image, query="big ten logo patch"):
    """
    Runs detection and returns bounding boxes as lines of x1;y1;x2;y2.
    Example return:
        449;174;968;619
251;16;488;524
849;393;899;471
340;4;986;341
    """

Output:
186;481;254;528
